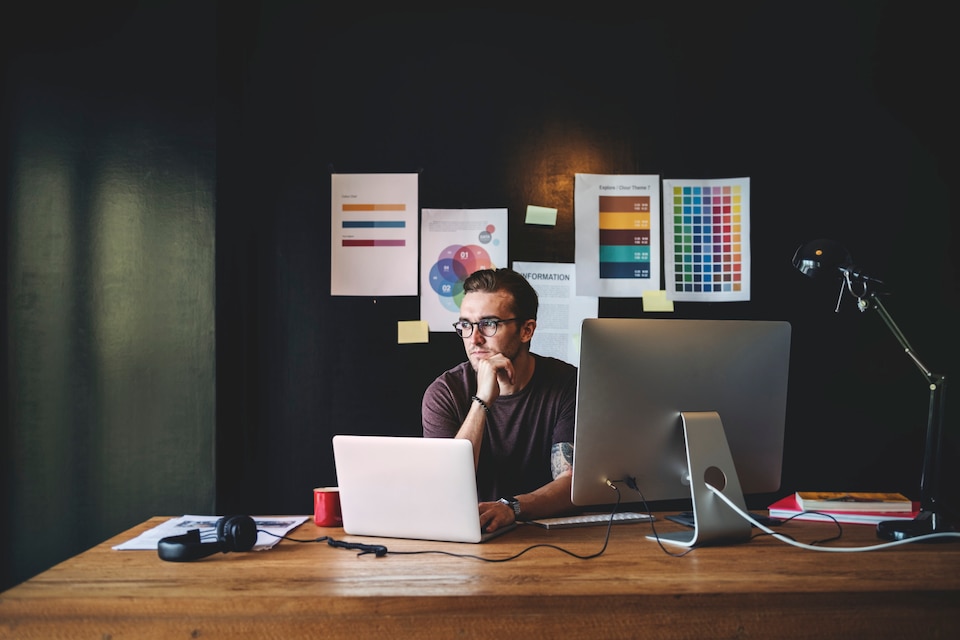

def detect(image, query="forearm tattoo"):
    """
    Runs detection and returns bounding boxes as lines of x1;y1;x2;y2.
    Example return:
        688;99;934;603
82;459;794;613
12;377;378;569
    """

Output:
551;442;574;479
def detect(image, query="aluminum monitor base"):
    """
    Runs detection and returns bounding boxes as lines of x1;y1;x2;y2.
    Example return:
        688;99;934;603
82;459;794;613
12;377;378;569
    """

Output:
648;411;752;547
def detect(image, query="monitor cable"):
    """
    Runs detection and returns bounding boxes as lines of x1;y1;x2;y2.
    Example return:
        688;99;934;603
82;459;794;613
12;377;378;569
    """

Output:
615;477;699;557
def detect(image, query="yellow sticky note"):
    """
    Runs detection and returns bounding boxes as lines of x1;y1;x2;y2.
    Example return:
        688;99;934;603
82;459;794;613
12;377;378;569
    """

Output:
397;320;429;344
525;205;558;226
642;290;674;313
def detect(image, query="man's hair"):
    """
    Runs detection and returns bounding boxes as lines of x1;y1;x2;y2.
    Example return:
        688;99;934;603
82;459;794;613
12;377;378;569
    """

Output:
462;268;538;321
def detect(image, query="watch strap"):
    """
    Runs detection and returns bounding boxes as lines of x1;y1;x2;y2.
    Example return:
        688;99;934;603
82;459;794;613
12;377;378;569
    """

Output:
498;496;521;518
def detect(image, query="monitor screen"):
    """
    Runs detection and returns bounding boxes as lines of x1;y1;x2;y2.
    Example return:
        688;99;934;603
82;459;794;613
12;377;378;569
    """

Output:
571;318;792;509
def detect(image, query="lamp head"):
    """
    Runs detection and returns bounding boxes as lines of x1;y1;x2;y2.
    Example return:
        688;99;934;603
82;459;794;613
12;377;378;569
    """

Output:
792;239;852;280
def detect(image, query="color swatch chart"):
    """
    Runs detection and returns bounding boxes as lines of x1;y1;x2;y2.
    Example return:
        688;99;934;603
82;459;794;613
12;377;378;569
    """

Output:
663;178;750;302
597;195;651;279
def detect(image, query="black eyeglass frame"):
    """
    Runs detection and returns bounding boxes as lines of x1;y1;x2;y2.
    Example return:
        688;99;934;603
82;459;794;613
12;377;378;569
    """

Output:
452;317;519;338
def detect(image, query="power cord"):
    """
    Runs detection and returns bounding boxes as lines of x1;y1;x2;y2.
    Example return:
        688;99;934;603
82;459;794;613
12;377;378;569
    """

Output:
618;477;842;554
706;483;960;551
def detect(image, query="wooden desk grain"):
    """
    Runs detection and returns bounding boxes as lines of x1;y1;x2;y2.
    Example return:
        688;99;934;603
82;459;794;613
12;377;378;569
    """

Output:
1;515;958;639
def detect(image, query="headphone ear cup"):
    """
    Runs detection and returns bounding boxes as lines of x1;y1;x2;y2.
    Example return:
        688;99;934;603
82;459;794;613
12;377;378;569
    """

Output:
158;528;205;562
158;516;257;562
216;515;257;552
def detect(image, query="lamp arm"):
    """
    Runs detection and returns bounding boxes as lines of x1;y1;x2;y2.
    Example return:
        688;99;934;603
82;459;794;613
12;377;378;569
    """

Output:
860;291;946;516
861;292;937;384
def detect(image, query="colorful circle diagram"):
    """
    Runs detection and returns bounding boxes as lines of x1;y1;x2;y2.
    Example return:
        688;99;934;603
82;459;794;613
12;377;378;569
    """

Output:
428;236;497;312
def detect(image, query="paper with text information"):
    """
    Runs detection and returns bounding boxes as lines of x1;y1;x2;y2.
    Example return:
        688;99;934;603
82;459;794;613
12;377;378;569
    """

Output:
513;261;597;366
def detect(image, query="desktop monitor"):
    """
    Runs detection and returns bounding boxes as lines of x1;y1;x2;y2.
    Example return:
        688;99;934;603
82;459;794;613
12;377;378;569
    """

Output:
571;318;792;547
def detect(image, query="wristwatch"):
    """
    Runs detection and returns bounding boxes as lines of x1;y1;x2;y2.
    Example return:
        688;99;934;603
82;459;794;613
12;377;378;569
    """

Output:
498;496;521;518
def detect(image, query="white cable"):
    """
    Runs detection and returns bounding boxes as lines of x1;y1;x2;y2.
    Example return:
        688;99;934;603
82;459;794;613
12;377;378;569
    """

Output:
705;484;960;551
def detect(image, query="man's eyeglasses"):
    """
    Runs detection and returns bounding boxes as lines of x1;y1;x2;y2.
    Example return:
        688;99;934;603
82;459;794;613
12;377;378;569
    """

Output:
452;318;519;338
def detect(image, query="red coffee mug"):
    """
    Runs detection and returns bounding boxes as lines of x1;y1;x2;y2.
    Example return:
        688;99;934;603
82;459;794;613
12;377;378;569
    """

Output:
314;487;342;527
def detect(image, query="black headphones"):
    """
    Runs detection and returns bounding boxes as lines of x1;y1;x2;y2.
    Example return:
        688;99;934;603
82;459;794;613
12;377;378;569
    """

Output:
157;515;258;562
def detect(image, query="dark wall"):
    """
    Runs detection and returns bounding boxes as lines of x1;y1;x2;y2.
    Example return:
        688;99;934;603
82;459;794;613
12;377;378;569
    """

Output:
3;1;957;590
217;2;958;517
2;3;216;589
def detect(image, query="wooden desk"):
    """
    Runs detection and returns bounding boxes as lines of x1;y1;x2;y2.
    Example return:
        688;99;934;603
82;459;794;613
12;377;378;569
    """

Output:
1;515;958;639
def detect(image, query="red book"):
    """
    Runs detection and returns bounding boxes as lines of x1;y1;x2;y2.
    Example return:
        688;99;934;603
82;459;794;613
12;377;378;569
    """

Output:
767;494;921;526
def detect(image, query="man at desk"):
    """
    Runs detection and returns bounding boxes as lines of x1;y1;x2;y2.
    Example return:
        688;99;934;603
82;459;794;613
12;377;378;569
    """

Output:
422;268;577;532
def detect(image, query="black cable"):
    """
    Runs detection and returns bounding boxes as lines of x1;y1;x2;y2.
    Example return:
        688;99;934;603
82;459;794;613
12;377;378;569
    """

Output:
258;531;388;556
259;532;330;544
262;484;625;562
788;512;844;546
386;484;623;562
621;477;694;557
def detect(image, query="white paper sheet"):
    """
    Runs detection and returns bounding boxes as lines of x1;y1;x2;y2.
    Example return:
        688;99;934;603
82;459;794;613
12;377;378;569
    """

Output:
112;515;309;551
420;208;509;331
512;261;598;367
331;173;419;296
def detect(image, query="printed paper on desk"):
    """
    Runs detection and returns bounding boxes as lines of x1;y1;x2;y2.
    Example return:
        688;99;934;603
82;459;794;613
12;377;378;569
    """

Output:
112;515;308;551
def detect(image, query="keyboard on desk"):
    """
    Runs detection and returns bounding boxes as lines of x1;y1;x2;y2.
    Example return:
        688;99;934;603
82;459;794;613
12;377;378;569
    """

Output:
527;511;655;530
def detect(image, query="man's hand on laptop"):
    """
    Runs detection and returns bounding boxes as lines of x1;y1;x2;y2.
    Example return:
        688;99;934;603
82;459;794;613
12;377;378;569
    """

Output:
479;500;516;532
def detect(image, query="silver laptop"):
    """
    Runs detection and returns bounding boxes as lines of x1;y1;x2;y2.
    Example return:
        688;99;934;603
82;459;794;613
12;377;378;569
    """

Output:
332;435;516;543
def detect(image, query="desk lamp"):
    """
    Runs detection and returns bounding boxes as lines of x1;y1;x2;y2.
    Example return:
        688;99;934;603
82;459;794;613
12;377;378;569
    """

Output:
792;239;955;541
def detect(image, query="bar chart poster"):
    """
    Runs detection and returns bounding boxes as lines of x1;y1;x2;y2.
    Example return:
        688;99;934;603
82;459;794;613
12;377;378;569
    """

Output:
331;173;419;296
662;177;751;302
574;174;661;297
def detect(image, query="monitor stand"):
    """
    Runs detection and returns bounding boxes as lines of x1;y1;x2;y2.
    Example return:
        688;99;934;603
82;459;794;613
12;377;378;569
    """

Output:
647;411;752;547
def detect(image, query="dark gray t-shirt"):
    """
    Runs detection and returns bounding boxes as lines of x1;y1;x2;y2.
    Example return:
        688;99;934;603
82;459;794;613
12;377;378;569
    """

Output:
422;354;577;501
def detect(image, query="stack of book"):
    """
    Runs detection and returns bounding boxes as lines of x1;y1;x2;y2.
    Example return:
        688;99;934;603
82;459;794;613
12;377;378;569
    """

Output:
767;491;920;525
